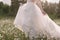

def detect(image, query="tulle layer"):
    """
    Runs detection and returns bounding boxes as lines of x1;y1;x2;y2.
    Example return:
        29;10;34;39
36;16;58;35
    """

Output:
14;2;60;39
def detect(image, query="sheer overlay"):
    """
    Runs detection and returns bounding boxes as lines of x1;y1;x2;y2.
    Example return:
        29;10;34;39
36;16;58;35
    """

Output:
14;0;60;39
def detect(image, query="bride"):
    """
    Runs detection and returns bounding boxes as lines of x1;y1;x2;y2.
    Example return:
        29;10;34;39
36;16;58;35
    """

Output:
14;0;60;39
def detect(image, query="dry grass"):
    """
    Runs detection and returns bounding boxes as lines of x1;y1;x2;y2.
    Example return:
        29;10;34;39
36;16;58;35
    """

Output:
0;18;60;40
54;19;60;26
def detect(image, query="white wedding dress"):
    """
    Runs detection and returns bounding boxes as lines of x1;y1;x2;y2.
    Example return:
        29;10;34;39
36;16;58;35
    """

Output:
14;0;60;39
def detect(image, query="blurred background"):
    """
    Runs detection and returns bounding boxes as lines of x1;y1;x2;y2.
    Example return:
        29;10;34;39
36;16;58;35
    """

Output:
0;0;60;40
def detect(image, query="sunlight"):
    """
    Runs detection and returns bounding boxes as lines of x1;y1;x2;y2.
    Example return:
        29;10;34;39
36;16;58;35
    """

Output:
0;0;59;5
0;0;3;1
47;0;59;3
3;0;11;6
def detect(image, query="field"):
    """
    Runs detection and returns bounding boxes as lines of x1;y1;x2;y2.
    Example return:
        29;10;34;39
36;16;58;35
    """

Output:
54;19;60;26
0;17;60;40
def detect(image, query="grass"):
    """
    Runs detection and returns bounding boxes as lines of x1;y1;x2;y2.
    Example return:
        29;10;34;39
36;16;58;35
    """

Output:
0;17;60;40
54;19;60;26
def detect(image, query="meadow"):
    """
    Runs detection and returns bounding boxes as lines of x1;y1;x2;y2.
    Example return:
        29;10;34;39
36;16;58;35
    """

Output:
0;0;60;40
0;17;60;40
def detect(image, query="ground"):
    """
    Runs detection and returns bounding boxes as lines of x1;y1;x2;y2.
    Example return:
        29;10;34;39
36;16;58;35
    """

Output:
0;18;60;40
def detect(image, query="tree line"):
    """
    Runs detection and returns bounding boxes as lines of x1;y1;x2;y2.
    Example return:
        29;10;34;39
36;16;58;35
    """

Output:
0;0;60;19
43;1;60;19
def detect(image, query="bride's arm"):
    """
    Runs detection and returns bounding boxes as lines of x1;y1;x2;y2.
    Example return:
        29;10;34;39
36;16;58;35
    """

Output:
36;0;47;15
